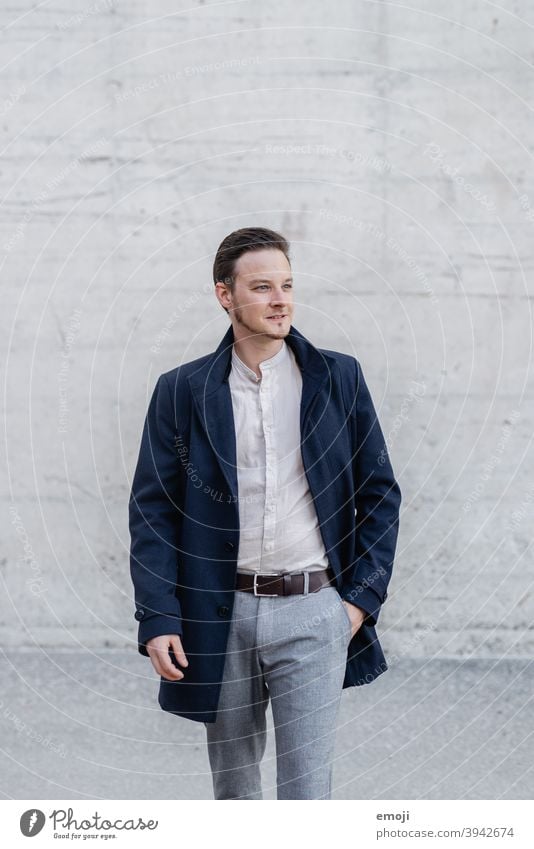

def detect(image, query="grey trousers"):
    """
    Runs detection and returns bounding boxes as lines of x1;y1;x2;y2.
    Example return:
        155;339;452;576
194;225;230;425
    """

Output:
204;583;353;800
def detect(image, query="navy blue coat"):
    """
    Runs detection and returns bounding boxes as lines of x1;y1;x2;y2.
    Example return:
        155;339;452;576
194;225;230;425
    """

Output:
129;324;401;723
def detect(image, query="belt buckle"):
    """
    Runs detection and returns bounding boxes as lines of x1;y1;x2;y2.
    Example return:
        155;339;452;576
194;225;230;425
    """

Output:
253;572;280;597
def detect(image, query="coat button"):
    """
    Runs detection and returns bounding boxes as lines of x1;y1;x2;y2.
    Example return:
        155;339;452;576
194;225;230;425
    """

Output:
134;608;145;621
224;541;235;551
218;605;230;617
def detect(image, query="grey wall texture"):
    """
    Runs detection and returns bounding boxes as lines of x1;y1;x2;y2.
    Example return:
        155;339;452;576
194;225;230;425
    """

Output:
2;1;533;665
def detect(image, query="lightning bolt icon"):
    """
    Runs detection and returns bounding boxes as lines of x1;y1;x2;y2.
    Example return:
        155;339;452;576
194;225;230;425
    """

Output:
28;811;37;833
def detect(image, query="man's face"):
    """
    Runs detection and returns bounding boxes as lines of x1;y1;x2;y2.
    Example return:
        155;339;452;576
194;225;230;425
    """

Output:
217;248;294;341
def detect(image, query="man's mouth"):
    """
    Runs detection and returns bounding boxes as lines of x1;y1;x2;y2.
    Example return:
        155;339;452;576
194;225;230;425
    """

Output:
266;314;287;321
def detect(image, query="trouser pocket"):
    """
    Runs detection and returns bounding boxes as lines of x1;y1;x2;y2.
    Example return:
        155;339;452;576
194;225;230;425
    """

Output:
331;588;353;641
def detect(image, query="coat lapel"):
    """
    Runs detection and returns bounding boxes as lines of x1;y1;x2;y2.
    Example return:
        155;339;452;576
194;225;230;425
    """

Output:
187;324;334;501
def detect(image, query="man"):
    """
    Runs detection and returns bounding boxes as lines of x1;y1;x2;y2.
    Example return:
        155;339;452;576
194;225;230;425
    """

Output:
129;227;401;800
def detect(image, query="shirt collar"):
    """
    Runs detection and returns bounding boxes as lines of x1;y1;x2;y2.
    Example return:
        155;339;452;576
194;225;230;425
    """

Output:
231;340;288;383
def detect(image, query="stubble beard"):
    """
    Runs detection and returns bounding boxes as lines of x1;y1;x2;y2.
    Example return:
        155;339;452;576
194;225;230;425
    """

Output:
233;306;290;341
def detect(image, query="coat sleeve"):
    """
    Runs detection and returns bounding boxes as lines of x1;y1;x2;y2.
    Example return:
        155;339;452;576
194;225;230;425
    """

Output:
340;358;402;626
129;373;184;656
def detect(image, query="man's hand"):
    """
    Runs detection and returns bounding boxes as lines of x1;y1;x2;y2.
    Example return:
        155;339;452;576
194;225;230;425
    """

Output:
342;601;367;639
146;634;188;681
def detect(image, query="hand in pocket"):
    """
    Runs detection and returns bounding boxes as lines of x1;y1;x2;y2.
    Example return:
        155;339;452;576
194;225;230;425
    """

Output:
341;600;366;639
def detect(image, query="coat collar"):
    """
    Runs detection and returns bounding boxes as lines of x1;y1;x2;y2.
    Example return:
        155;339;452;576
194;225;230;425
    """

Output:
188;323;333;395
186;324;335;501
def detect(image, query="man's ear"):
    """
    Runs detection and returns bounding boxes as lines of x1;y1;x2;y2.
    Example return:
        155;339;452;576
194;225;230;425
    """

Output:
215;280;231;313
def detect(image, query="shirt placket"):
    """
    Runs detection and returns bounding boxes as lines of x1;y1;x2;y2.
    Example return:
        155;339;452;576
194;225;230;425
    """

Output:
259;366;277;570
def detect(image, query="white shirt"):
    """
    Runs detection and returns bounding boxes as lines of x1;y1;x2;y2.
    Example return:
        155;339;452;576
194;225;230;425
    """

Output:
228;339;330;574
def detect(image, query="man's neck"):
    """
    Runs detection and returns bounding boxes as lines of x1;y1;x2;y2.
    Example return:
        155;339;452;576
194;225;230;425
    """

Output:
232;336;285;379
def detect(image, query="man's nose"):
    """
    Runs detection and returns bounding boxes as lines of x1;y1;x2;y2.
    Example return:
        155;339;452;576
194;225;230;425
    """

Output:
270;288;291;303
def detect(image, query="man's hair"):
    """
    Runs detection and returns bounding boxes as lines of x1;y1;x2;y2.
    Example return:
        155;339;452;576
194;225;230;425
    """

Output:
213;227;291;313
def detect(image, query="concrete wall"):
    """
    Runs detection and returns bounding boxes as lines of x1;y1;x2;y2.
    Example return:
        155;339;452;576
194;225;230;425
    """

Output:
2;0;533;659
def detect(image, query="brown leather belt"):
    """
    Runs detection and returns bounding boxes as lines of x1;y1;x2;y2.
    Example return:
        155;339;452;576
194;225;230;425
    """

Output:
235;568;335;597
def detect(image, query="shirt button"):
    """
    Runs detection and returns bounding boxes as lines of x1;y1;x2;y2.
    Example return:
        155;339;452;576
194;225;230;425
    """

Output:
218;605;230;617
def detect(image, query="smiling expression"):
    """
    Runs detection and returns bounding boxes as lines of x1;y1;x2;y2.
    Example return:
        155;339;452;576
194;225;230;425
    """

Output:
215;248;294;342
